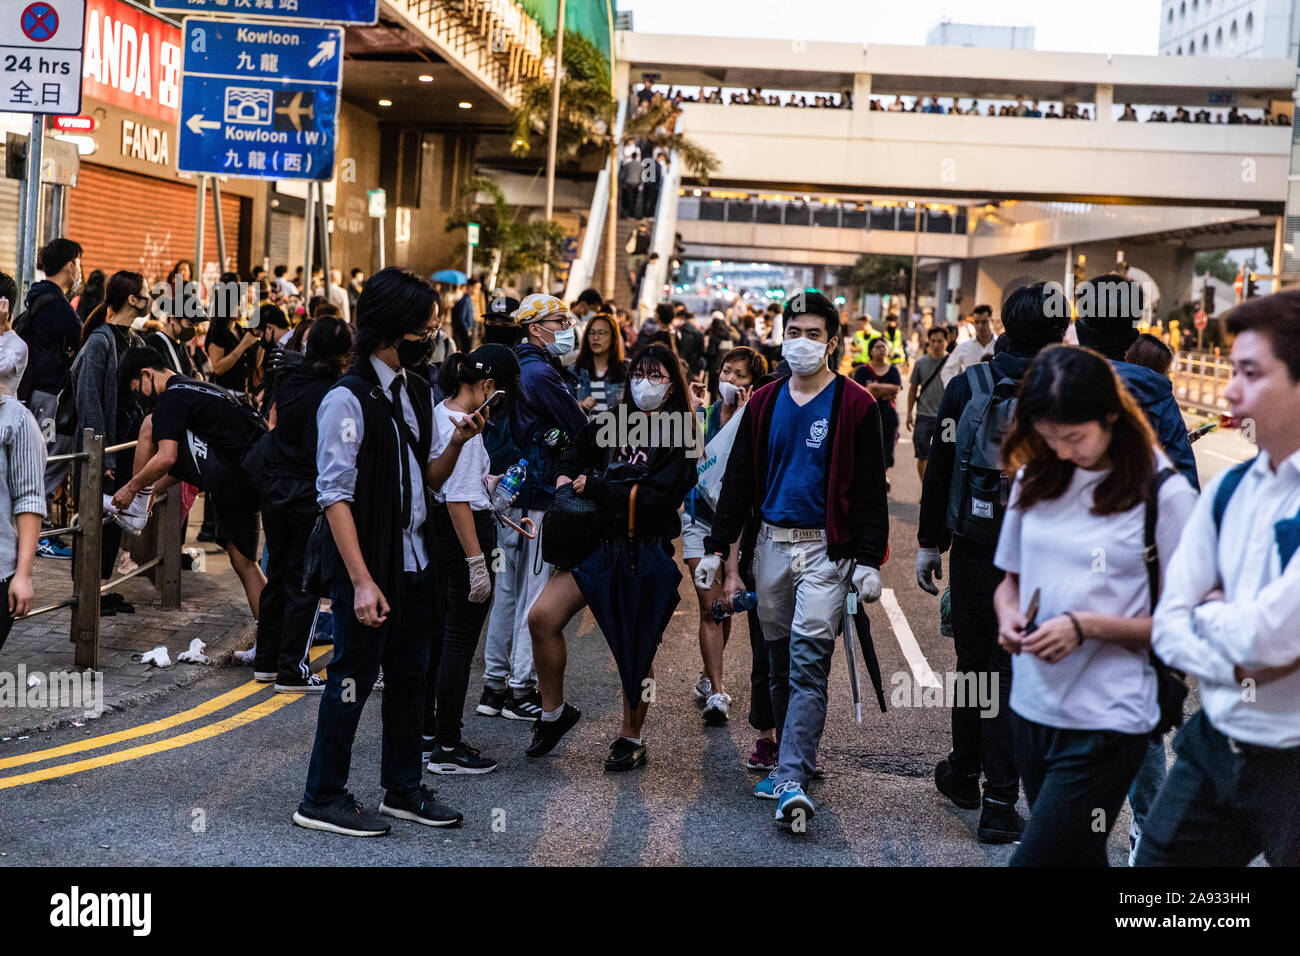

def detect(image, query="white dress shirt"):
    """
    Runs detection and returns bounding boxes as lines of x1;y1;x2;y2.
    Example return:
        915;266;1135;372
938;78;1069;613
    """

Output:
940;334;996;387
316;355;431;571
1153;448;1300;747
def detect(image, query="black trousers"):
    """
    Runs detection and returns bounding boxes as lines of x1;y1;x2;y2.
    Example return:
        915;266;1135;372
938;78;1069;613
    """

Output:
1011;713;1149;866
255;488;318;682
304;569;435;806
1136;710;1300;867
740;523;774;732
0;577;13;655
423;504;496;747
948;535;1018;803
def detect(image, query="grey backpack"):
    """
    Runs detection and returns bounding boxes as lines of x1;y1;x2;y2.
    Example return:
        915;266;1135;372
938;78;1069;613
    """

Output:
945;362;1019;545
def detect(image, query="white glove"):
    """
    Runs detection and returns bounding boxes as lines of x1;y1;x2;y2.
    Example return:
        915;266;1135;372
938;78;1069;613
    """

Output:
694;553;722;590
852;565;882;604
916;547;943;596
467;554;492;603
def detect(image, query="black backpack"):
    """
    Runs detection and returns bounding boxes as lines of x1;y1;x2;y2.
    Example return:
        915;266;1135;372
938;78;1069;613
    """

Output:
12;289;65;404
1143;467;1190;737
945;362;1019;545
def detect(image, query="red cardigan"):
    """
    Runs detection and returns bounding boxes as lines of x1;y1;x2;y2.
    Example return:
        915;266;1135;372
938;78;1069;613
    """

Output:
704;374;890;567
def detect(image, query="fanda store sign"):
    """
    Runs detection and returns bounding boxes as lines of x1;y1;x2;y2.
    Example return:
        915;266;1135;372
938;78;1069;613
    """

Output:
81;0;180;124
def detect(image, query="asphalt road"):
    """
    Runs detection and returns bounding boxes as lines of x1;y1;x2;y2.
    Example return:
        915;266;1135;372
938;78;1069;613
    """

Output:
0;418;1246;867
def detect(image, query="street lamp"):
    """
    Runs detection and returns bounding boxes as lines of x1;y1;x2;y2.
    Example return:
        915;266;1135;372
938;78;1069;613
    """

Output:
541;0;567;294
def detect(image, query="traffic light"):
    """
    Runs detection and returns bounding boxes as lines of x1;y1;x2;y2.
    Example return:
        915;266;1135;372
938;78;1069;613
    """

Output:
1202;283;1216;315
1246;272;1259;299
1072;254;1087;288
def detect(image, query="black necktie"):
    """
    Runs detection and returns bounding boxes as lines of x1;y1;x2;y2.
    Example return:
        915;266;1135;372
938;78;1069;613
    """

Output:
389;375;412;526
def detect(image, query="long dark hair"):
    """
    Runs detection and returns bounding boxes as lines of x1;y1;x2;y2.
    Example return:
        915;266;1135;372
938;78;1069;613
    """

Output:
76;269;106;321
1002;345;1158;516
303;315;352;377
575;313;627;382
81;270;144;346
622;343;690;418
355;267;436;355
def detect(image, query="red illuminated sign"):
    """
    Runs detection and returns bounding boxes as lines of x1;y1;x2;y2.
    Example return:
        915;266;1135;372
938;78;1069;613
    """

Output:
81;0;181;124
52;115;97;132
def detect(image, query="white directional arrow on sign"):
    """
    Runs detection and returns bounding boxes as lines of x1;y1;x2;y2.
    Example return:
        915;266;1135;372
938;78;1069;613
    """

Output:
307;39;337;68
186;114;221;135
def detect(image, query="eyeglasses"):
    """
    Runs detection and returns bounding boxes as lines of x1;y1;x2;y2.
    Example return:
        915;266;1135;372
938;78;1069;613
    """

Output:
632;371;670;385
542;317;575;331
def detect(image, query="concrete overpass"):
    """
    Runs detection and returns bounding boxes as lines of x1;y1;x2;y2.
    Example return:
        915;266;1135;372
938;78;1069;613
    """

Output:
617;32;1294;208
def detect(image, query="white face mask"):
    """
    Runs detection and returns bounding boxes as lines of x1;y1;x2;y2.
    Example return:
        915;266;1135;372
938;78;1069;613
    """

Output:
630;378;670;410
782;336;829;376
543;326;575;357
719;380;740;405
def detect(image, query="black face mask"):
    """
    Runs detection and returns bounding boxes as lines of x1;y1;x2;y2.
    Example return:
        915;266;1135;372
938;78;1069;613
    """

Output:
397;334;435;369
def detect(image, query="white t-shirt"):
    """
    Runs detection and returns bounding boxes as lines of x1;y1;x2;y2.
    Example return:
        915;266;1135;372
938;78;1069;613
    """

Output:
940;335;996;387
431;400;491;509
993;452;1197;734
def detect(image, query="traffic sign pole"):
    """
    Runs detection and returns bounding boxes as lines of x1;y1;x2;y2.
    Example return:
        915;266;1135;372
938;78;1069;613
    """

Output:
317;181;331;308
195;174;207;295
212;178;227;275
19;115;44;302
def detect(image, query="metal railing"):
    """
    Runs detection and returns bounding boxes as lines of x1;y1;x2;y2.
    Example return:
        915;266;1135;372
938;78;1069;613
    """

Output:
1171;351;1232;414
21;428;182;669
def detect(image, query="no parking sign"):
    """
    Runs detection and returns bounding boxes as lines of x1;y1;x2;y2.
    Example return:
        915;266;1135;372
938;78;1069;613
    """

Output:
0;0;85;114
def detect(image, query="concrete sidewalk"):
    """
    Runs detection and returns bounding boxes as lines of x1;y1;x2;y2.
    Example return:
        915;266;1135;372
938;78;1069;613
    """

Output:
0;517;257;739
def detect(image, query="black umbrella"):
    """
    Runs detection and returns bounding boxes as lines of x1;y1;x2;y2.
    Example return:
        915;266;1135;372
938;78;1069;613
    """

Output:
570;486;682;710
841;591;887;715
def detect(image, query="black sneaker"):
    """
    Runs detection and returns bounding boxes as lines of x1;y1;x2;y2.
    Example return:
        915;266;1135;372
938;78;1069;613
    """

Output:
935;757;981;810
604;737;647;772
476;686;509;717
379;784;463;828
502;690;543;722
427;741;498;775
275;674;325;694
977;797;1025;844
293;794;391;837
525;702;581;758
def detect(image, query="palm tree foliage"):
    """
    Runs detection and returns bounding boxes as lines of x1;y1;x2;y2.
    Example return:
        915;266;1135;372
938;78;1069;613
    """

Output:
445;176;565;277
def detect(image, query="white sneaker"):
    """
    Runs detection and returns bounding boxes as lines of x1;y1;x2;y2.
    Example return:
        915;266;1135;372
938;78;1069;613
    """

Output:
103;489;151;535
703;691;731;725
693;675;712;707
232;646;256;665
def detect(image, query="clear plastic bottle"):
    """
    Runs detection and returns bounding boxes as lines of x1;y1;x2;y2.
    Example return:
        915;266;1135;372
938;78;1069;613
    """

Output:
491;459;528;512
711;590;758;622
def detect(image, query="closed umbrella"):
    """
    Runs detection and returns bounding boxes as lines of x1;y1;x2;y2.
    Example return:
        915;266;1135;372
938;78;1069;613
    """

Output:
431;269;468;285
570;487;682;710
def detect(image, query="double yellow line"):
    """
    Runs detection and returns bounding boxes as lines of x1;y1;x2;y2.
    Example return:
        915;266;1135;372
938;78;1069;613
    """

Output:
0;647;330;790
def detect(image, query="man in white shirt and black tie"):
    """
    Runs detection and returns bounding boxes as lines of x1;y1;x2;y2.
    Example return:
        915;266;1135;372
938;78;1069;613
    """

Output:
1142;290;1300;866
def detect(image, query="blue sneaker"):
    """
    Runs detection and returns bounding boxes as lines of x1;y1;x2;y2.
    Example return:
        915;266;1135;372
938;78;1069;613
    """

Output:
775;783;815;827
753;768;779;800
37;537;72;560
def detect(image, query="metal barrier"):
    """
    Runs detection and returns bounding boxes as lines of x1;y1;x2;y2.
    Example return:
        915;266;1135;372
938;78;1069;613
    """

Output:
19;428;182;669
1171;351;1232;415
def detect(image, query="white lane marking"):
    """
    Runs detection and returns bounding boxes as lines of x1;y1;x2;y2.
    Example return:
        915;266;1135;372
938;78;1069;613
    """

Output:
879;588;941;688
1198;448;1249;464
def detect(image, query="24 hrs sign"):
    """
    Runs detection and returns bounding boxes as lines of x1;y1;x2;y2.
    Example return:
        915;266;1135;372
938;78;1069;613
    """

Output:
0;0;84;114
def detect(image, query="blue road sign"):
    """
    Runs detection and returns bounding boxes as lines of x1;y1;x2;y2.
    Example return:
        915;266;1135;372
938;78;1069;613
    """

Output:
151;0;377;26
178;19;342;180
183;19;343;85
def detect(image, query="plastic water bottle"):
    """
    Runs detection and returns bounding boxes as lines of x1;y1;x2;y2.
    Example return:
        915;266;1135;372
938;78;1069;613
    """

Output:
491;459;528;512
711;590;758;622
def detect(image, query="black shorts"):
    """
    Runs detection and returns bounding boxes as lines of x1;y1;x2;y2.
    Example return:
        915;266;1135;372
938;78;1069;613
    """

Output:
180;438;260;562
912;413;939;461
209;493;260;564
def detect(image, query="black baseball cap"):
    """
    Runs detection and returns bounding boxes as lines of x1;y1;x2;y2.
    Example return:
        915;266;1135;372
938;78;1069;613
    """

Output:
483;293;521;324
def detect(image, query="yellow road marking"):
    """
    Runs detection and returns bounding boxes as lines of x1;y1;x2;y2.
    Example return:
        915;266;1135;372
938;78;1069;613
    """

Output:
0;693;302;790
0;646;331;771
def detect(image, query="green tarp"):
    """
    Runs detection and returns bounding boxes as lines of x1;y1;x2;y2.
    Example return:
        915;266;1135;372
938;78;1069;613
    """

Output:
516;0;613;65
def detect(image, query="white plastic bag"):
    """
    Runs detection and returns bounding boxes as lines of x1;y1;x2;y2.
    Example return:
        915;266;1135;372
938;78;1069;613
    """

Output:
694;411;743;511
